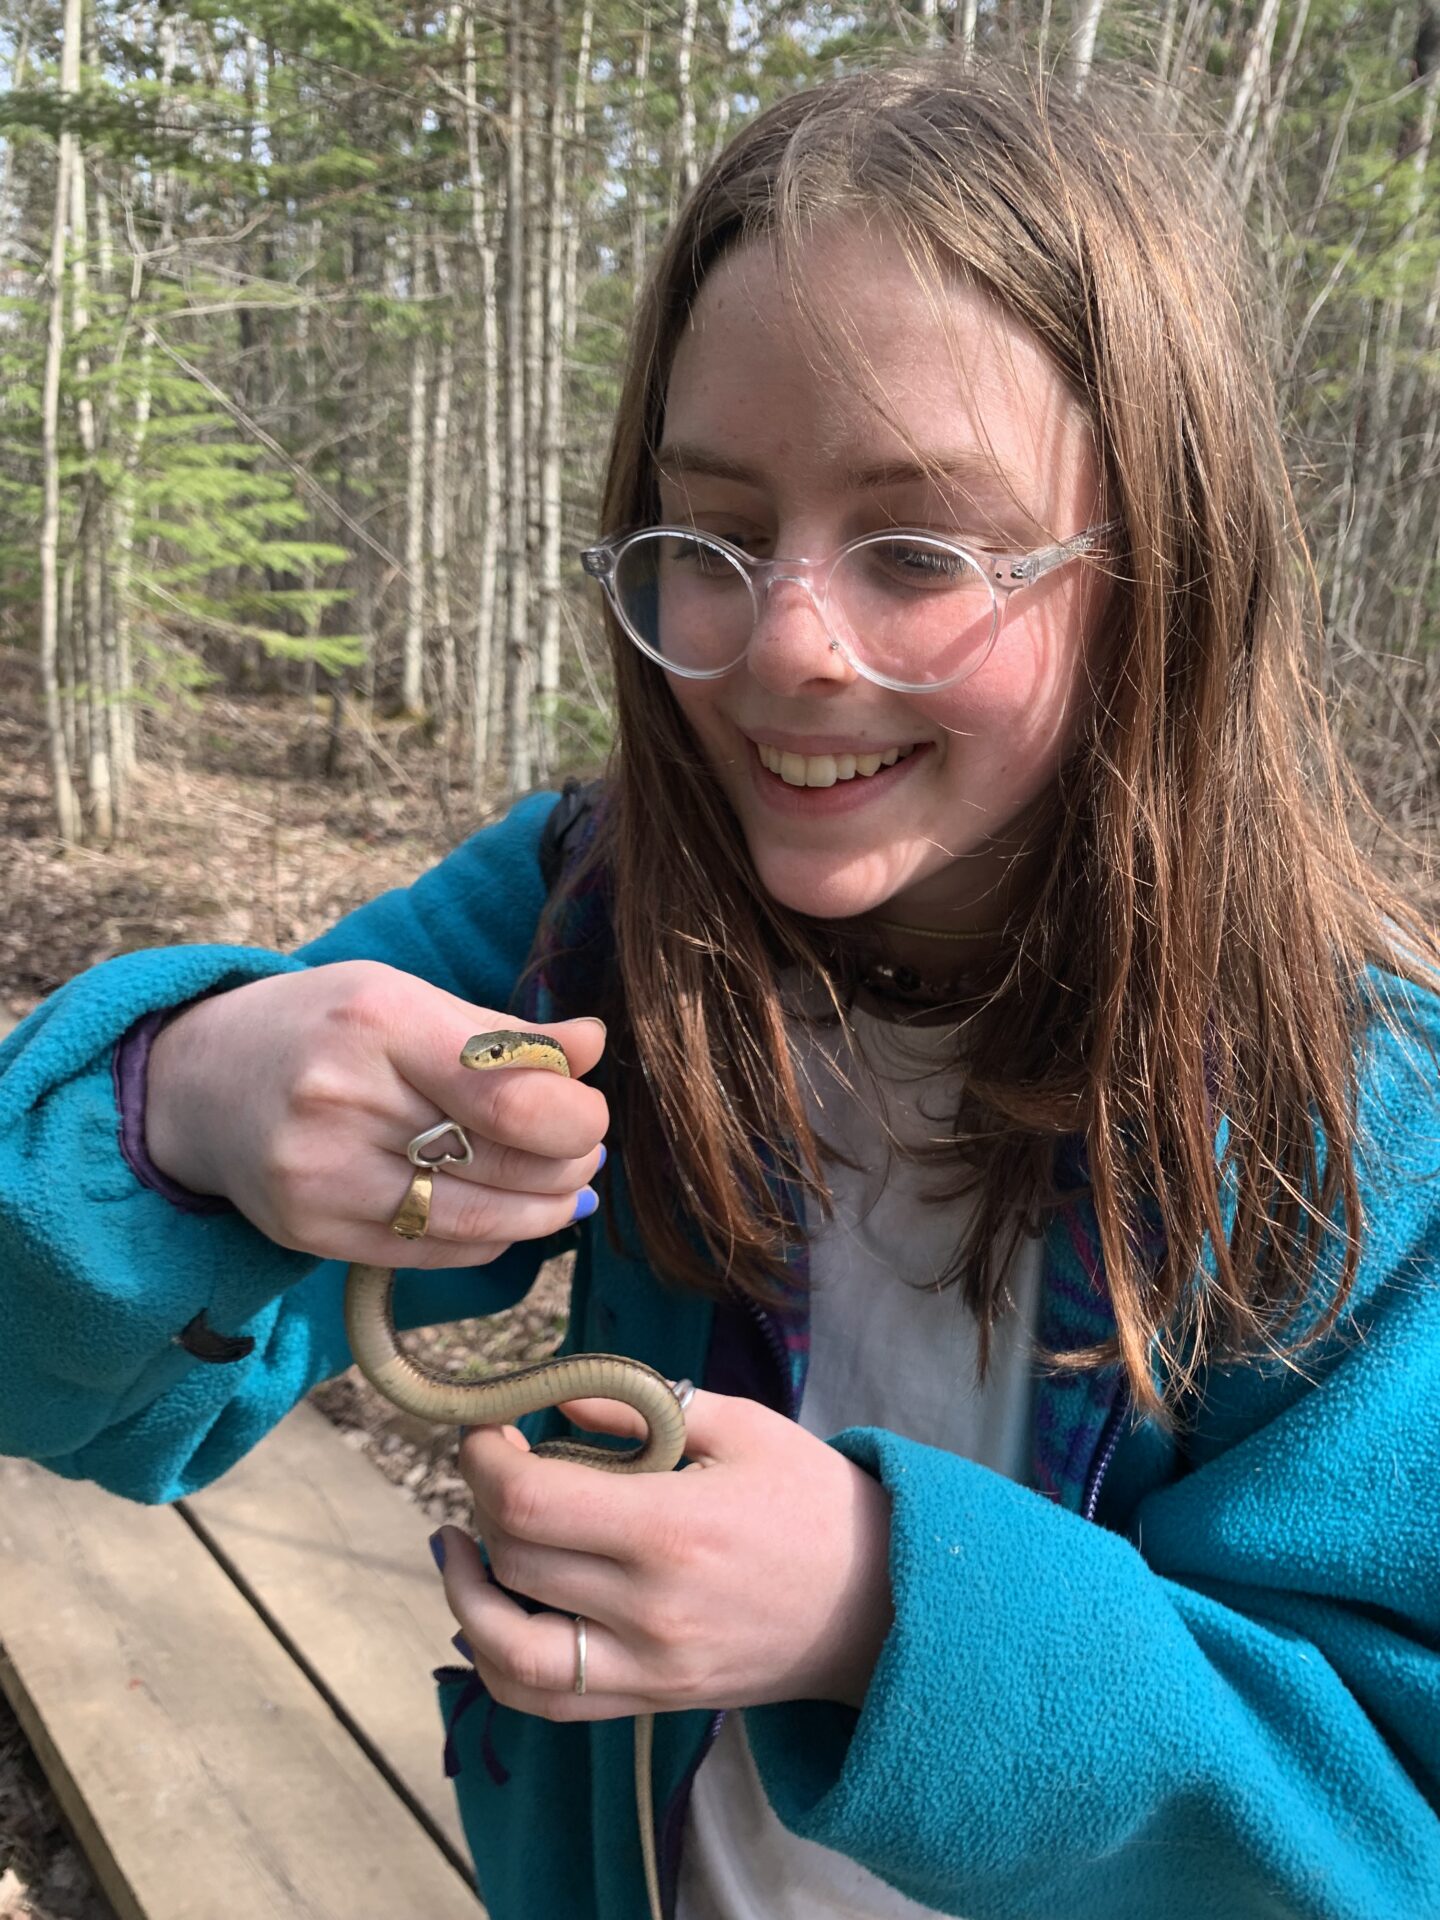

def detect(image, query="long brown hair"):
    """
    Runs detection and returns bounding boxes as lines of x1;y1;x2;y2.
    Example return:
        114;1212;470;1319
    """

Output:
553;57;1437;1423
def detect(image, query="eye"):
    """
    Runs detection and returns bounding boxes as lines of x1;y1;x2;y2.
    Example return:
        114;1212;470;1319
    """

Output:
671;519;771;558
671;537;728;572
868;538;976;587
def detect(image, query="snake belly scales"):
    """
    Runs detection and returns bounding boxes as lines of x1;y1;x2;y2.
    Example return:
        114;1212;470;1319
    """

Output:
344;1031;686;1920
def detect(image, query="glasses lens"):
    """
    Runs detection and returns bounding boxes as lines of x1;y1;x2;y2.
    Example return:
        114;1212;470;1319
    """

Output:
830;536;997;688
612;532;754;675
606;530;999;687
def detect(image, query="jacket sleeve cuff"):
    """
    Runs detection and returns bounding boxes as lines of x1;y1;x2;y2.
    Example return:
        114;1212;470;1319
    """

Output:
113;1005;233;1215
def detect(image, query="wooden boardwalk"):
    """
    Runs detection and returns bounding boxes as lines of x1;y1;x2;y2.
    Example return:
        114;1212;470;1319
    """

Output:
0;1401;485;1920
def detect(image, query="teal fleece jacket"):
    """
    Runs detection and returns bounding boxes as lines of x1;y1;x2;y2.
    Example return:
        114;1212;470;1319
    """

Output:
2;789;1440;1920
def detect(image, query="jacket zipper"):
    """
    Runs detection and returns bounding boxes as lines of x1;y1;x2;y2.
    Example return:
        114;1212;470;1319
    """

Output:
1081;1383;1129;1521
735;1284;800;1418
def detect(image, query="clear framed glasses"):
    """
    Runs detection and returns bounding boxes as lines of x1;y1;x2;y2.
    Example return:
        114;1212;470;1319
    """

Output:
580;521;1117;694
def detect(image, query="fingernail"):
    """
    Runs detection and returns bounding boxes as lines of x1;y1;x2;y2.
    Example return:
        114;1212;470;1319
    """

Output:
575;1017;607;1037
452;1631;474;1662
597;1144;607;1170
571;1186;599;1223
429;1530;447;1573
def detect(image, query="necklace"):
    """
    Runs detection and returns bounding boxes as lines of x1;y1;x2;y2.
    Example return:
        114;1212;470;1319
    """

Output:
857;959;967;1006
860;916;1008;1003
803;915;1008;1010
872;917;999;944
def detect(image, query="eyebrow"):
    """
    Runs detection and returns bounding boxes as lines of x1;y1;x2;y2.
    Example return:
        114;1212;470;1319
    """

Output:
653;440;1023;496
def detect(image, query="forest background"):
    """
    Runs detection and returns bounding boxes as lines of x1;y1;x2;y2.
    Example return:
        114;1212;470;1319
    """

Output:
0;0;1438;897
0;3;1437;1912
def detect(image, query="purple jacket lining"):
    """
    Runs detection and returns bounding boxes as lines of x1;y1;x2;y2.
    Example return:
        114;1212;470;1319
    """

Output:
113;1010;231;1216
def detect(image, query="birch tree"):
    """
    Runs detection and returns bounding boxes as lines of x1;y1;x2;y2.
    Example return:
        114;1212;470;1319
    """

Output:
402;229;429;718
459;3;504;790
38;0;82;842
535;0;571;777
1069;0;1106;92
504;0;533;791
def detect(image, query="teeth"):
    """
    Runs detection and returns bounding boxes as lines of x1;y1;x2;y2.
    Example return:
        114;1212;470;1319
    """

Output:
757;743;916;788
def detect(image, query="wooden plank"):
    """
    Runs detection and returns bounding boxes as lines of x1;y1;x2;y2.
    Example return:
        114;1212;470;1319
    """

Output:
0;1447;482;1920
183;1400;471;1864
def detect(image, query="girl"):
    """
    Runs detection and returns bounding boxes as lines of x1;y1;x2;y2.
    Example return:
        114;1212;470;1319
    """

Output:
3;55;1439;1920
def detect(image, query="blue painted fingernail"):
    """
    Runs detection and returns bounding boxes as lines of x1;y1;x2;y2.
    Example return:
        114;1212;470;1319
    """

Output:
571;1186;599;1223
429;1530;447;1573
452;1631;474;1662
597;1144;607;1170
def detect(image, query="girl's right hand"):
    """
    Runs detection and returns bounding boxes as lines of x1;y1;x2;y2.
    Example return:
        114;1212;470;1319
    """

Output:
143;962;609;1269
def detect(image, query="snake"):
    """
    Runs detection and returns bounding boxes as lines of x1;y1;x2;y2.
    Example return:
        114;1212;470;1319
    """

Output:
343;1030;686;1920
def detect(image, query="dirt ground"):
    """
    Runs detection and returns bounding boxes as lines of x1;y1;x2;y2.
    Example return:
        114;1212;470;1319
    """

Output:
0;653;576;1917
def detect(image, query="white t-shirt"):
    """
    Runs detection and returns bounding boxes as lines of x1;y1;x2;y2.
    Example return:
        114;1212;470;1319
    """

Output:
677;1000;1042;1920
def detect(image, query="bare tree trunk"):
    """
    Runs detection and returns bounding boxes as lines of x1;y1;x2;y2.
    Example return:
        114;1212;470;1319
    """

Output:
672;0;699;213
504;0;532;791
402;230;428;717
562;2;593;356
461;5;503;794
1154;0;1180;96
40;0;83;843
1402;488;1440;667
705;4;732;167
59;554;78;773
1324;301;1372;643
1237;0;1309;207
1166;0;1212;112
1069;0;1105;92
630;17;650;301
523;6;550;779
68;9;115;842
110;6;175;787
1222;0;1283;191
0;17;33;262
431;238;456;743
1336;62;1440;653
88;46;129;805
536;0;570;780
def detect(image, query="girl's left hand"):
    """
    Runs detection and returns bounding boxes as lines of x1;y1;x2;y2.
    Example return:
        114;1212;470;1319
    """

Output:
433;1389;894;1720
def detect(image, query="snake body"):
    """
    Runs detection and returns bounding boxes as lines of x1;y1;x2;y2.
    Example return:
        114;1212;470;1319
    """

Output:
343;1030;684;1920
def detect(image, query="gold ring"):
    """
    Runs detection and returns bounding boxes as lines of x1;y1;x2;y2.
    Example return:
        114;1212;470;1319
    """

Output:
390;1166;434;1240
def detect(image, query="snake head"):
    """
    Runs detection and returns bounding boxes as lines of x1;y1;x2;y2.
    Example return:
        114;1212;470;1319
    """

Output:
462;1029;576;1075
460;1031;572;1076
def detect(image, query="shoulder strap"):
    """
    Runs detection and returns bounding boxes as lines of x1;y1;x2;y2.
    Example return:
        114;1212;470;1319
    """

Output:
538;775;604;893
520;777;610;1027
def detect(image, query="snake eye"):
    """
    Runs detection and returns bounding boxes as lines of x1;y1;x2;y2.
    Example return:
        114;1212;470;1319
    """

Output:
487;1043;504;1059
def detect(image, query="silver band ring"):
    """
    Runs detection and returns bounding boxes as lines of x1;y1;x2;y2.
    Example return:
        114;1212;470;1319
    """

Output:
407;1120;475;1169
573;1615;588;1695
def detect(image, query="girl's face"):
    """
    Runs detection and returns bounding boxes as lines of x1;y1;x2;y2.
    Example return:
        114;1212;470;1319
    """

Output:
656;222;1107;932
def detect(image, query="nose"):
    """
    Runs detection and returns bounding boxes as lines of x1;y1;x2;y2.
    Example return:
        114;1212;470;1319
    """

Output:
744;574;856;693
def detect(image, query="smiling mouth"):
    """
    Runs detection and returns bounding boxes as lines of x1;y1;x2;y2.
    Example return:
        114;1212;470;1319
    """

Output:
755;742;922;788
